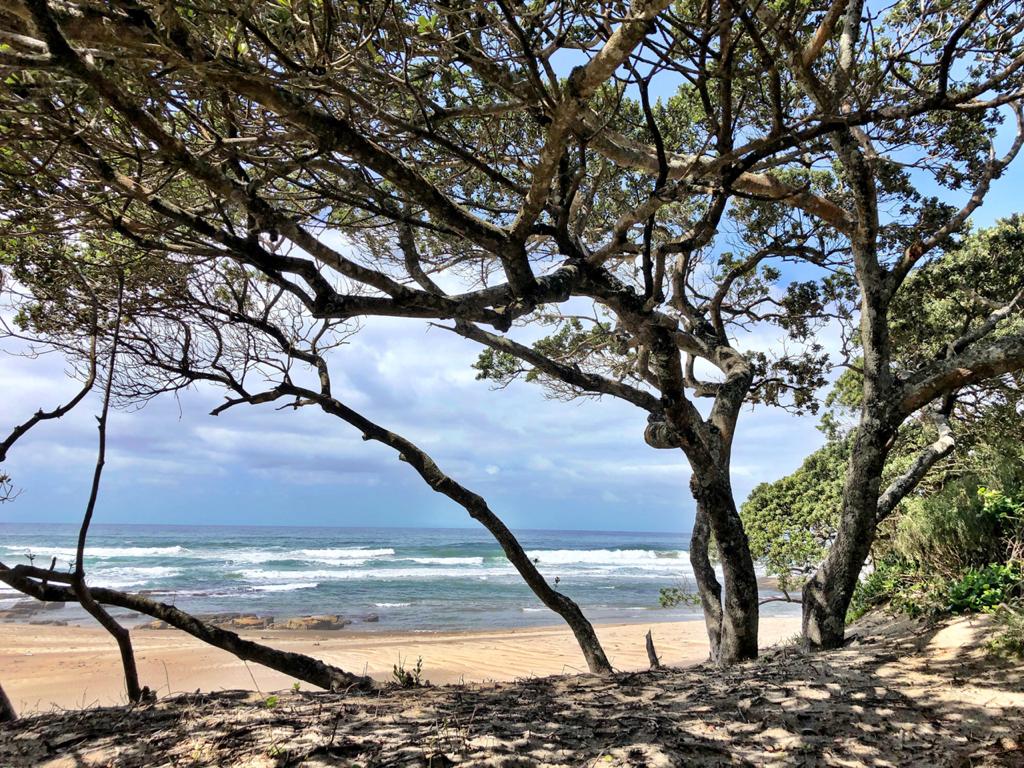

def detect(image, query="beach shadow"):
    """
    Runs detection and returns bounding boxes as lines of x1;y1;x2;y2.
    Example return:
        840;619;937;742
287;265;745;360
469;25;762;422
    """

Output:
2;616;1022;767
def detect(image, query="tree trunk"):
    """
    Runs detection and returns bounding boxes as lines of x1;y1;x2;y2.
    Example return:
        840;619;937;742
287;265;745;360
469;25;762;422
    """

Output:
73;578;144;703
802;422;890;648
645;629;661;669
0;682;15;723
689;498;723;662
465;503;613;674
289;387;614;675
692;472;759;664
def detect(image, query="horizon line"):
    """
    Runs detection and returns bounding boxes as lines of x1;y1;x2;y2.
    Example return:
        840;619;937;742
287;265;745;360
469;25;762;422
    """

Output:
0;519;692;537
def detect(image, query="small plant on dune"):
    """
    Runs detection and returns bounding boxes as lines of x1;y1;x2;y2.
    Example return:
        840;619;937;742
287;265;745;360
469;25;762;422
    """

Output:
291;682;300;692
392;656;425;688
263;694;280;709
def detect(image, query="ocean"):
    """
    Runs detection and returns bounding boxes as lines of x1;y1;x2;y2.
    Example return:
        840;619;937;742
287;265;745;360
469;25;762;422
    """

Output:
0;524;798;630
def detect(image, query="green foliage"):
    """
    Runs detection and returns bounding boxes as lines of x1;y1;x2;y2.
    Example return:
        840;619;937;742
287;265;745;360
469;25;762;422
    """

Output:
391;656;424;688
472;316;635;398
848;560;1023;621
946;563;1023;614
263;694;280;709
847;560;925;620
894;483;1011;576
988;602;1024;658
889;216;1024;371
740;438;849;591
848;473;1024;621
658;586;701;608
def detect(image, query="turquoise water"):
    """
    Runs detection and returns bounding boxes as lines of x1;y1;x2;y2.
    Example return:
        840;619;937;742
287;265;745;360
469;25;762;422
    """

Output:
0;524;796;630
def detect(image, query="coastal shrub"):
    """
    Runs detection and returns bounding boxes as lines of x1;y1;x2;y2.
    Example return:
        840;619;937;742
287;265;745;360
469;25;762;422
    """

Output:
893;483;1020;576
988;601;1024;658
739;438;848;591
945;563;1023;614
847;560;925;621
848;560;1023;621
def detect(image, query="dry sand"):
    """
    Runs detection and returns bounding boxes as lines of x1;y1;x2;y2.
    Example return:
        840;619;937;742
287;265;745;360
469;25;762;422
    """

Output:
0;616;801;713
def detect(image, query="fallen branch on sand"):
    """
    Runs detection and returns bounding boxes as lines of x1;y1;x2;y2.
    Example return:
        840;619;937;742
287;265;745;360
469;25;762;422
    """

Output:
0;563;375;693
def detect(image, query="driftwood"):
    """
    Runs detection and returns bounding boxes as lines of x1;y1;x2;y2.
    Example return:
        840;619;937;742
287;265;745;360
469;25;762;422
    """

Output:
645;629;661;669
0;564;375;693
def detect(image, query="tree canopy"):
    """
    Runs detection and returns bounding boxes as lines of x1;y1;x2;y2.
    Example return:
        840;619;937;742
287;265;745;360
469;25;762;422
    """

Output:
2;0;1024;663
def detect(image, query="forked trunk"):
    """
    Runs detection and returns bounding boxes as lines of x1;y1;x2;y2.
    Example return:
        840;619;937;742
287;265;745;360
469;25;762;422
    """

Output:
691;473;759;664
689;500;723;662
73;578;144;703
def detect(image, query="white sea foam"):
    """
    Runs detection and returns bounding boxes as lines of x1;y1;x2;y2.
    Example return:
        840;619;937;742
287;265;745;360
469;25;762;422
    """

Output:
298;548;394;559
252;583;319;592
525;549;684;566
2;545;189;560
89;566;182;588
374;602;411;608
405;557;484;566
236;567;517;582
295;557;372;567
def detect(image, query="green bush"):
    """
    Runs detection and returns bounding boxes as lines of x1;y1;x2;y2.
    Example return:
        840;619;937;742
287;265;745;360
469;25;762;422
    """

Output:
988;601;1024;658
392;655;424;688
849;559;1023;622
658;586;701;608
739;438;848;592
893;482;1009;576
945;562;1023;614
848;560;943;621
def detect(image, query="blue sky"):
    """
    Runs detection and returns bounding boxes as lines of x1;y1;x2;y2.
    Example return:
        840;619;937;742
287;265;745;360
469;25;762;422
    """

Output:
0;308;832;533
1;122;1022;534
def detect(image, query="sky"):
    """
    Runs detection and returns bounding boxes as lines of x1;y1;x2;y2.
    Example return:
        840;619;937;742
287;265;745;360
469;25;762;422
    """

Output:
0;310;832;533
2;102;1023;536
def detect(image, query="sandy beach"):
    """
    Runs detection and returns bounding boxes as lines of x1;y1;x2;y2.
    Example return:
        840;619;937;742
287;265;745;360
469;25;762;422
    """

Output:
0;616;801;713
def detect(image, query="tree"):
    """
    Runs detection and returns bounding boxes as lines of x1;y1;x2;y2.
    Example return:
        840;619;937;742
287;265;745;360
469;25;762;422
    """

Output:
0;250;382;691
746;218;1024;640
1;0;1022;664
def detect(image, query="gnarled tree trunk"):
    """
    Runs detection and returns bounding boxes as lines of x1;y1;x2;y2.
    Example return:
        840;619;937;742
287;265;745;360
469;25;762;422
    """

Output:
0;682;15;723
802;417;893;649
693;471;759;663
688;496;723;662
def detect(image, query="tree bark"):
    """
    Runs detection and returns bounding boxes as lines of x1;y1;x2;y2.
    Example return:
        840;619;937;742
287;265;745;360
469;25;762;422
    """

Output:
688;497;723;662
0;565;376;692
0;682;15;723
73;579;145;703
802;421;891;648
645;629;661;669
694;472;760;663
